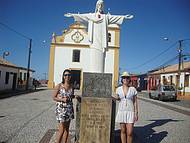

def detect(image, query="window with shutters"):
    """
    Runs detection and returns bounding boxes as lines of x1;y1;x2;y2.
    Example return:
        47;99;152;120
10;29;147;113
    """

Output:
24;73;27;81
20;72;22;80
72;50;80;62
185;75;189;87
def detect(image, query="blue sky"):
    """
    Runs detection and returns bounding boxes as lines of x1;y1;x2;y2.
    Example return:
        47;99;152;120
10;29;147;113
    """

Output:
0;0;190;79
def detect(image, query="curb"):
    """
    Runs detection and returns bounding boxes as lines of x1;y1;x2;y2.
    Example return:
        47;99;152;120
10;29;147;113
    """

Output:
177;96;190;101
138;95;190;115
141;91;190;100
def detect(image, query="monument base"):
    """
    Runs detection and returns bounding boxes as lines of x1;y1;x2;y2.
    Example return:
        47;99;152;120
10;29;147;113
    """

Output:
79;97;115;143
75;72;115;143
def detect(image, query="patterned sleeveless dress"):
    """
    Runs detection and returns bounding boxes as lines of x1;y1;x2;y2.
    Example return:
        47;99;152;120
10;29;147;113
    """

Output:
55;86;74;123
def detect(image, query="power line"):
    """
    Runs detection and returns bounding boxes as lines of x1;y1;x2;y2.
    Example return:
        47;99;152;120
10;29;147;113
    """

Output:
127;41;178;70
181;38;190;41
153;55;179;71
183;42;190;51
0;22;30;40
0;22;32;90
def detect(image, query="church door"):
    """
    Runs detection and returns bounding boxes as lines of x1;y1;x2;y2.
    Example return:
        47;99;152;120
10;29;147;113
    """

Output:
71;70;81;90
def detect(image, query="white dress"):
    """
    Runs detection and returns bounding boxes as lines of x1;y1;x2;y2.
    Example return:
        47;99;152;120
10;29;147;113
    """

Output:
115;86;137;123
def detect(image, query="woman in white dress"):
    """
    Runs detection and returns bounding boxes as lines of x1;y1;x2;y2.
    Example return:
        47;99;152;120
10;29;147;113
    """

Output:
113;72;138;143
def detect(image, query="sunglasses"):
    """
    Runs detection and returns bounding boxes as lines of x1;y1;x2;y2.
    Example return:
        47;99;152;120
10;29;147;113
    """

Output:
64;74;71;77
122;76;130;79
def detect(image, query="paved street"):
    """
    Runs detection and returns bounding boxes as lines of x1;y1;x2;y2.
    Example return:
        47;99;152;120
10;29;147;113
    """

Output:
0;89;57;143
131;96;190;143
0;90;190;143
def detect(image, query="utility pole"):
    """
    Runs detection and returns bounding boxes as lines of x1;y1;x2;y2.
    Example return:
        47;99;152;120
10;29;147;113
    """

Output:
43;73;47;80
0;22;32;91
177;40;183;91
26;39;32;90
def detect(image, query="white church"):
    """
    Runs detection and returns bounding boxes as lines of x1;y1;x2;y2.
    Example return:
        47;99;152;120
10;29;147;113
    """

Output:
48;22;121;91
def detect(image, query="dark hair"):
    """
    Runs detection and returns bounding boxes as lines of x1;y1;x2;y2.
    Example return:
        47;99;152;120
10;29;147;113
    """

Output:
62;69;71;84
121;77;131;84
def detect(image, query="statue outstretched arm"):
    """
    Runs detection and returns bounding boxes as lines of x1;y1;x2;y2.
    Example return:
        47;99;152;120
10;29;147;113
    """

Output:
108;14;134;25
124;14;134;19
64;13;73;17
64;13;91;23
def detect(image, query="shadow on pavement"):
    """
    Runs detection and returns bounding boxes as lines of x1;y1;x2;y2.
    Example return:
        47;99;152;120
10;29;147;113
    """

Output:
0;88;47;99
114;119;181;143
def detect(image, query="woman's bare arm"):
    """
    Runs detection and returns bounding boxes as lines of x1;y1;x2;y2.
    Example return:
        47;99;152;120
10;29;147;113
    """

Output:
134;95;138;121
52;84;66;102
112;93;120;101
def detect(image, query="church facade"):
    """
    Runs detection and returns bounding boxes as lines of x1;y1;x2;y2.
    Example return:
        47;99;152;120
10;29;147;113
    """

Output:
48;22;121;91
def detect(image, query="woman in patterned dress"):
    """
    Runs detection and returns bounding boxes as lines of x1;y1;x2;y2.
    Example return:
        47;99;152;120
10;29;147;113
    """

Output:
112;71;138;143
52;69;77;143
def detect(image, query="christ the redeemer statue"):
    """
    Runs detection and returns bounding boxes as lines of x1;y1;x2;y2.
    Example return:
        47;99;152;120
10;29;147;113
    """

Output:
65;0;133;73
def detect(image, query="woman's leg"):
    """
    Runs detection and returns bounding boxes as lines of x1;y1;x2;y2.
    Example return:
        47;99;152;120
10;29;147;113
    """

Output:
63;120;71;143
56;122;64;143
126;123;134;143
120;123;126;143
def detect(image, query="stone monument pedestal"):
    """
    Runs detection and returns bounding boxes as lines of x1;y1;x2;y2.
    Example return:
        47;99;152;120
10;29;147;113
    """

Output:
76;72;115;143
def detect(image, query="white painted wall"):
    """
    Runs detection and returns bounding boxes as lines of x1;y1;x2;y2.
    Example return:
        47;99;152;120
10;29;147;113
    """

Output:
54;46;115;86
161;73;177;85
161;72;190;93
54;46;91;85
105;48;115;86
52;23;118;86
183;72;190;93
18;69;33;88
19;69;27;81
0;66;18;90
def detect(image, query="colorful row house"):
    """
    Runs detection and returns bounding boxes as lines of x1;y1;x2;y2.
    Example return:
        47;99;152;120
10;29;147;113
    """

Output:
126;73;148;91
147;62;190;96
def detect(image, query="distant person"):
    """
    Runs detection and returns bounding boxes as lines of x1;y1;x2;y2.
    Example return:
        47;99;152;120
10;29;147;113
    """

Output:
52;69;80;143
33;79;37;90
112;72;138;143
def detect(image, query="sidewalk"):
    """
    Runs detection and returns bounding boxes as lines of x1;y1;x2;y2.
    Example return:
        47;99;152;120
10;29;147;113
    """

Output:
0;87;48;99
138;94;190;116
177;95;190;100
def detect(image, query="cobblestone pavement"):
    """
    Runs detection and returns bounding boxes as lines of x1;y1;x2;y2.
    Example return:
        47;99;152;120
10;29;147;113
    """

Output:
0;90;189;143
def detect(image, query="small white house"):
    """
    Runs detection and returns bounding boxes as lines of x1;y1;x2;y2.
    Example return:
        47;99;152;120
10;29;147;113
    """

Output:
0;57;35;91
48;22;121;91
17;68;34;89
